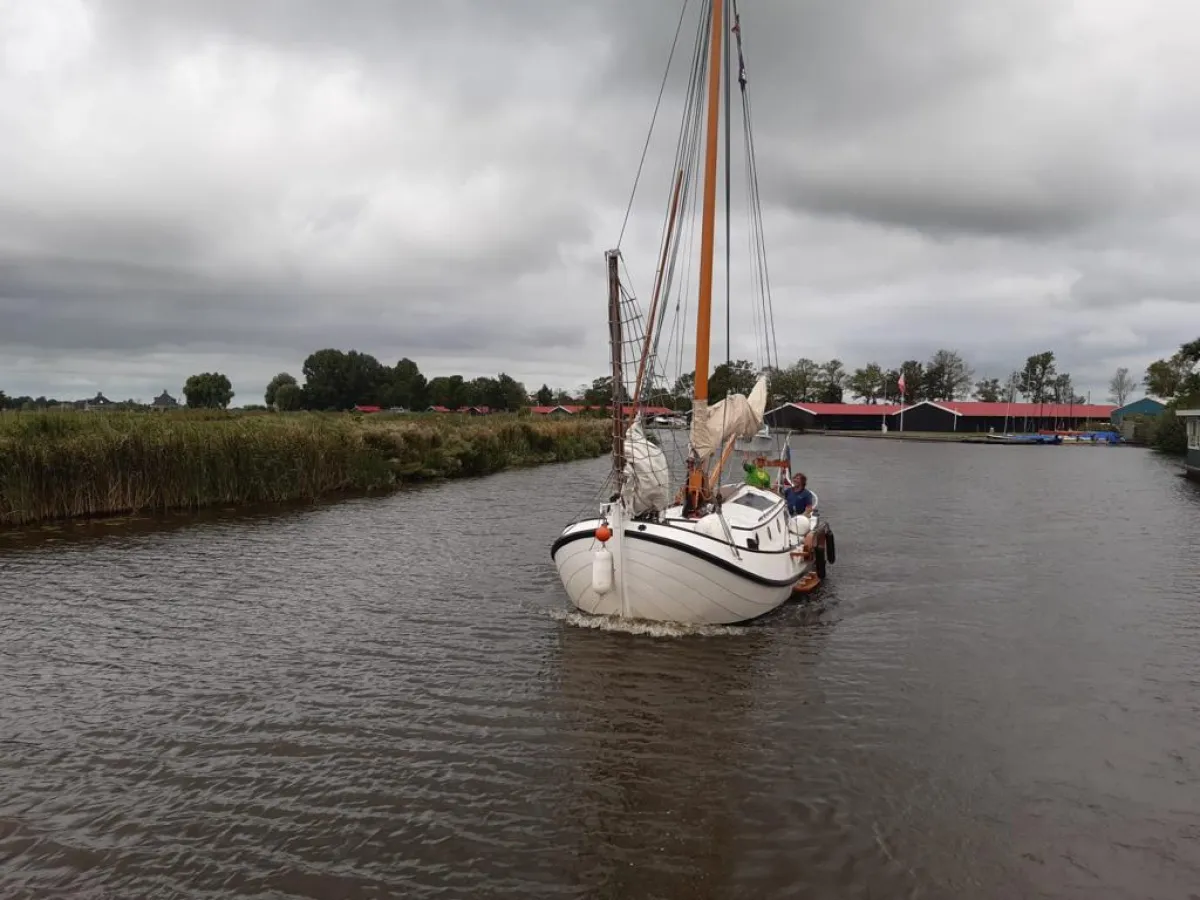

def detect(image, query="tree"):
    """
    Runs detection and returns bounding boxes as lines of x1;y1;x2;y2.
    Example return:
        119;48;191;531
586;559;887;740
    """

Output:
1143;350;1196;400
769;358;820;404
265;372;297;409
583;375;628;406
274;382;303;411
300;348;389;410
849;363;885;403
1003;371;1022;403
1018;351;1057;403
183;372;234;409
1050;372;1075;405
427;374;468;409
383;358;428;410
898;360;924;404
535;384;554;406
973;378;1002;402
816;359;847;403
1108;367;1135;406
881;369;902;403
708;359;757;402
925;349;973;400
0;390;7;409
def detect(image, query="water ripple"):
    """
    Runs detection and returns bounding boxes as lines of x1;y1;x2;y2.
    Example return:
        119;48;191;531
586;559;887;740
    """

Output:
1;443;1199;898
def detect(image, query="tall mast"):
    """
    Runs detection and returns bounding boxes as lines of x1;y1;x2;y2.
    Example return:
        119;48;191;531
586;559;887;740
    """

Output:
606;249;625;488
691;0;724;406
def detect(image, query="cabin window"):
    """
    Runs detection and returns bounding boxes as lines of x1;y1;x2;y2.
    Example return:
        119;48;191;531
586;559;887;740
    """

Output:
730;493;776;512
1189;417;1200;451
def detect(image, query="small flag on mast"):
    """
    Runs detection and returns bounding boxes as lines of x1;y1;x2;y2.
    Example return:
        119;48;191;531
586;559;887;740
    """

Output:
898;372;907;398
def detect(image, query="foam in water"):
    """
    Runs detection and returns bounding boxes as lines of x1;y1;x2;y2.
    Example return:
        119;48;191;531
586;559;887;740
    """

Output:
547;606;752;638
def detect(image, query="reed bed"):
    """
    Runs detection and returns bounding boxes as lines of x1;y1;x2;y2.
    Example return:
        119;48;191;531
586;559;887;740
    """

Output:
0;411;612;527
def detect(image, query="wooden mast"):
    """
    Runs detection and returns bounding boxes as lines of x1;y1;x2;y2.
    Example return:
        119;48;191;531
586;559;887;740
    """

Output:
606;249;625;489
685;0;724;510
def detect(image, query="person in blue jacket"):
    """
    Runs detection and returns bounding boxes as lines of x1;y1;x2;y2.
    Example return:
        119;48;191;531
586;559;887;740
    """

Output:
784;472;814;517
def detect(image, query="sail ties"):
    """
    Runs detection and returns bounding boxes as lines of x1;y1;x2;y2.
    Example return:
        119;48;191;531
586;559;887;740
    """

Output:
621;415;671;515
689;374;768;463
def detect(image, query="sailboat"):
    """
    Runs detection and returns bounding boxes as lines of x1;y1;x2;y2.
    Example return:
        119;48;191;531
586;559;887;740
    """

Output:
550;0;835;626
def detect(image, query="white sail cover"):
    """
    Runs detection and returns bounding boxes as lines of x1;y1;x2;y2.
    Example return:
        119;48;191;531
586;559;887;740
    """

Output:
621;416;671;514
689;375;768;462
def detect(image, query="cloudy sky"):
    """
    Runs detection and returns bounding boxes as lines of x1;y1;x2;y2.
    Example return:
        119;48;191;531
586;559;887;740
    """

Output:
2;0;1198;405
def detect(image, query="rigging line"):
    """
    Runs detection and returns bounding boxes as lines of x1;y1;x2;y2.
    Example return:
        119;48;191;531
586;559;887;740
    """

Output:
745;129;766;369
730;0;778;374
642;0;708;383
744;89;779;372
617;0;691;250
656;24;707;393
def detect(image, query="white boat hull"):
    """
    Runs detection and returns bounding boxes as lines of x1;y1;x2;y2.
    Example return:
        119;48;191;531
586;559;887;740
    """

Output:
551;490;811;626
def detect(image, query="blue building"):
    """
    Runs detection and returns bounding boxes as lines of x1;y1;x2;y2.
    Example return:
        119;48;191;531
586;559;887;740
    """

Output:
1111;397;1165;427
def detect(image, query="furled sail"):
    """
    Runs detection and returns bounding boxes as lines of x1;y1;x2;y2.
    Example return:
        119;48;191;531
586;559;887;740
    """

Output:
621;416;671;514
689;374;768;462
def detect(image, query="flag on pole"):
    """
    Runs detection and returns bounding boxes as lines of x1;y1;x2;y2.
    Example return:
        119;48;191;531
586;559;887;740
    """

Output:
898;372;907;398
781;442;792;488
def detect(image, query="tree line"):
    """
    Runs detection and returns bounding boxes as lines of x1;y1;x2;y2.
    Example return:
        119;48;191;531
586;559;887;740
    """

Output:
621;349;1093;411
3;340;1196;414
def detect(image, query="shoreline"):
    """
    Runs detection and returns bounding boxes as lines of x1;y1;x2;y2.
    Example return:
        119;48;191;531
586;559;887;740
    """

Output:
811;429;1139;445
0;411;612;528
813;430;997;443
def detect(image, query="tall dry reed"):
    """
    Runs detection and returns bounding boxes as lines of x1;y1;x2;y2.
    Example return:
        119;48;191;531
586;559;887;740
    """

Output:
0;411;612;526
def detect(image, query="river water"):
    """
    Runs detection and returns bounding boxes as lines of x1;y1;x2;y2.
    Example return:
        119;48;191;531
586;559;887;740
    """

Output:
2;436;1198;899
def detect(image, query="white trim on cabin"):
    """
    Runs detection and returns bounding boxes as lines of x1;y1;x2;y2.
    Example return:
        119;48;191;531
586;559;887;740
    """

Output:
765;402;818;415
895;399;962;416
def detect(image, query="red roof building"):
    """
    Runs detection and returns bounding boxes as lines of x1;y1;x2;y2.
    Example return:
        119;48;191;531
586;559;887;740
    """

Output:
766;400;1117;433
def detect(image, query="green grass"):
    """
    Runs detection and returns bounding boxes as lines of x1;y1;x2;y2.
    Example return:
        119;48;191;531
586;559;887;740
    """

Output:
0;410;612;527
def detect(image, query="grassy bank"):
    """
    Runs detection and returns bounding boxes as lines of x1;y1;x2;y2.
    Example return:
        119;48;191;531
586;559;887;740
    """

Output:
0;411;612;527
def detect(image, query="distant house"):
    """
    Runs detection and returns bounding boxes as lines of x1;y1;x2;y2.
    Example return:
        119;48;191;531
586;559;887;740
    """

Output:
1110;397;1165;427
459;405;491;415
353;405;382;414
72;392;113;411
1178;408;1200;481
151;390;179;410
427;405;452;413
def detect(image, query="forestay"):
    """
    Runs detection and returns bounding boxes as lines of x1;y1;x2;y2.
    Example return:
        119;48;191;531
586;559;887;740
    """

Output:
689;375;768;462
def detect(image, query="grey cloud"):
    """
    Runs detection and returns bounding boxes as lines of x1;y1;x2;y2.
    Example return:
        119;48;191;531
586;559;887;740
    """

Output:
2;0;1198;403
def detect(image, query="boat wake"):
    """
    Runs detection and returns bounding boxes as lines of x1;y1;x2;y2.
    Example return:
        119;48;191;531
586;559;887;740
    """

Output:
547;607;751;639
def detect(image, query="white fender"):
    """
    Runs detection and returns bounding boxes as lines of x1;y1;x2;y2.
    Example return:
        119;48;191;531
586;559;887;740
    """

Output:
591;546;614;594
788;515;811;541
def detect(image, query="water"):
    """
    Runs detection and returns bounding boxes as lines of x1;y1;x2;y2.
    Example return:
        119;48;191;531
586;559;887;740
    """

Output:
2;437;1198;899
